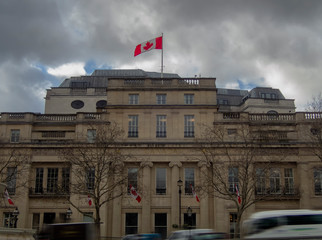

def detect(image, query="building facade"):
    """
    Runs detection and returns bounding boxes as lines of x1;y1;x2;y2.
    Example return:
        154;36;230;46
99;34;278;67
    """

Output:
0;70;321;238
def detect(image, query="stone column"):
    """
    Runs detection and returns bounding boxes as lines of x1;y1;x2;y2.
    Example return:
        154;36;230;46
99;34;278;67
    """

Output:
169;161;182;229
141;162;153;233
198;160;209;228
298;162;310;208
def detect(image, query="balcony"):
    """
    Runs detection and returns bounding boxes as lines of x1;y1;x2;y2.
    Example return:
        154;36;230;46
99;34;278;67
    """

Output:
29;187;70;198
255;187;300;200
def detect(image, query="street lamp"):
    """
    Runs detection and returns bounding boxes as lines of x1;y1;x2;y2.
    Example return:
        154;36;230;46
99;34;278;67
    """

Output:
12;207;19;228
177;179;183;228
66;208;73;220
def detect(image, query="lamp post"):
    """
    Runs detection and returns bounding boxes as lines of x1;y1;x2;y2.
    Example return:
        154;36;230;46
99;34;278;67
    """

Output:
12;207;19;228
177;179;183;228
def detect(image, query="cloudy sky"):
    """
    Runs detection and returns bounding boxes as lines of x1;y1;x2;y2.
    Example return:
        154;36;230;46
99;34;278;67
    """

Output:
1;0;322;113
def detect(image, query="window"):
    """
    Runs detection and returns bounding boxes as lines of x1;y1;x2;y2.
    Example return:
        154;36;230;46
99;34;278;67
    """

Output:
156;94;166;104
269;168;281;194
62;168;70;193
35;168;44;193
128;168;138;192
83;212;94;222
156;115;167;138
128;115;138;138
184;212;196;229
86;168;95;191
284;168;294;194
184;94;194;104
47;168;58;193
228;167;238;193
10;130;20;143
87;129;96;143
227;129;237;135
32;213;40;230
184;115;194;137
3;212;15;228
155;213;167;239
71;100;84;109
230;213;238;239
125;213;138;234
43;213;56;224
7;167;17;194
129;94;139;104
256;168;266;194
314;168;322;195
184;168;194;194
156;168;166;195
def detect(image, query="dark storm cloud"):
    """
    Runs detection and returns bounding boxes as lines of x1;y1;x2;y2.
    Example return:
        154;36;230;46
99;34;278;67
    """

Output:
1;0;322;112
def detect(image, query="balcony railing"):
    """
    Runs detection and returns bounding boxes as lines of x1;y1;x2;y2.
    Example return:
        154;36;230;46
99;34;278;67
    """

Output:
29;187;70;197
255;187;300;199
249;113;295;121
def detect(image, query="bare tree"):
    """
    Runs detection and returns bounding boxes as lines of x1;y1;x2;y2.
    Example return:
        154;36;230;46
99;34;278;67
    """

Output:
196;124;287;238
58;122;134;239
306;92;322;112
0;144;30;206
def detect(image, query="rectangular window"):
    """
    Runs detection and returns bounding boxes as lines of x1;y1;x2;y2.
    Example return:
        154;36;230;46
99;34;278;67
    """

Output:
62;168;70;193
230;213;238;239
129;94;139;104
35;168;44;193
155;213;167;239
314;168;322;195
125;213;138;234
227;129;237;135
184;168;194;194
3;212;14;228
284;168;294;194
10;130;20;143
184;212;196;229
184;115;195;138
128;168;138;192
228;167;238;193
269;168;281;194
156;168;166;195
47;168;58;193
83;212;94;223
7;167;17;195
156;94;166;104
156;115;167;138
86;168;95;191
184;94;194;104
87;129;96;143
128;115;138;138
256;168;266;194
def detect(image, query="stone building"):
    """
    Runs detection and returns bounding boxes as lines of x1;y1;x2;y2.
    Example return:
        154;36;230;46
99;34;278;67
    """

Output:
0;69;321;238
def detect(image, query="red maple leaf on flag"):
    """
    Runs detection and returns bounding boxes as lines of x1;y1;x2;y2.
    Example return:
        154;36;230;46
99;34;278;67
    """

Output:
143;41;153;50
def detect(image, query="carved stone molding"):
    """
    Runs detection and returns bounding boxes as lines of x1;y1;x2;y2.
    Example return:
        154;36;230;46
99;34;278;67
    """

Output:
169;161;182;168
140;161;153;168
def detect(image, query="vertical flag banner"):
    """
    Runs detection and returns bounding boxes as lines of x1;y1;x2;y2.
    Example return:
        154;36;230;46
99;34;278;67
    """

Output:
88;195;92;206
134;36;163;57
129;184;142;203
190;184;200;202
4;189;14;205
235;184;241;204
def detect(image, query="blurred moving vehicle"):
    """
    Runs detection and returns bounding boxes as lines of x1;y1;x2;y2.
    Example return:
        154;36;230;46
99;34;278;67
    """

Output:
168;229;228;240
37;222;96;240
122;233;162;240
242;209;322;239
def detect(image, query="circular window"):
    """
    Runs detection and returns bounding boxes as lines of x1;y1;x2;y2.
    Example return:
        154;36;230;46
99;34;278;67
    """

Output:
96;100;107;108
71;100;84;109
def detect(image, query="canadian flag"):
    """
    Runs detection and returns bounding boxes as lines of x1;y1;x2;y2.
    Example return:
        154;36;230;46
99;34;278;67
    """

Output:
235;184;241;204
190;184;200;202
4;189;14;205
88;195;92;206
129;184;141;203
134;36;162;57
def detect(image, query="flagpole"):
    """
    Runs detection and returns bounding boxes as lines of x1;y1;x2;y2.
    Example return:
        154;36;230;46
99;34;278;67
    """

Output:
161;33;163;79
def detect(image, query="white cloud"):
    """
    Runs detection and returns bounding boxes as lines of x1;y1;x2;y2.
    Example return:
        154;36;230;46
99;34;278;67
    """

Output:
47;62;86;78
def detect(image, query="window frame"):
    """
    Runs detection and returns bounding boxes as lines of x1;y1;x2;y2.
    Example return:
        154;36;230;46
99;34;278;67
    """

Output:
129;94;139;104
156;94;167;104
184;94;194;104
184;168;195;195
228;167;239;193
156;115;167;138
128;115;139;138
156;168;166;195
184;115;195;138
10;129;20;143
